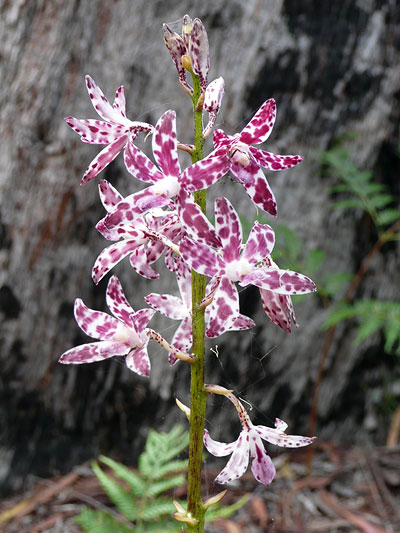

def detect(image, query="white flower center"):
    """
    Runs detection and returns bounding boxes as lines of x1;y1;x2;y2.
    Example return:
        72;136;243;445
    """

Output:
225;257;252;281
230;141;250;166
152;175;180;197
114;322;142;348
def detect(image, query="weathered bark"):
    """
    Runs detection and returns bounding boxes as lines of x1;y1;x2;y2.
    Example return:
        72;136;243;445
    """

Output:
1;0;399;494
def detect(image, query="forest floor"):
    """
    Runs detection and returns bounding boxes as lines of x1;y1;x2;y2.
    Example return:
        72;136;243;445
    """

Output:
0;442;400;532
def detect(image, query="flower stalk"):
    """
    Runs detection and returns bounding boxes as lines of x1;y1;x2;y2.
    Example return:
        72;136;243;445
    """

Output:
187;71;207;532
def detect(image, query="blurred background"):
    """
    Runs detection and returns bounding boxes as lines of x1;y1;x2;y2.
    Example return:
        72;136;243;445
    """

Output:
1;0;400;502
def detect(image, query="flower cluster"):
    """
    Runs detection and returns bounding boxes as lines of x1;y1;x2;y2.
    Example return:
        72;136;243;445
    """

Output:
60;14;316;488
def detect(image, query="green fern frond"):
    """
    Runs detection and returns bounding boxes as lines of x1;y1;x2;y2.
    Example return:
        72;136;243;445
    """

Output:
91;461;138;521
74;507;135;533
140;497;177;520
147;474;186;497
99;455;146;497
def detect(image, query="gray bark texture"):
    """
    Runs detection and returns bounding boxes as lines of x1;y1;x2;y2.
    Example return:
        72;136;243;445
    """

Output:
1;0;400;493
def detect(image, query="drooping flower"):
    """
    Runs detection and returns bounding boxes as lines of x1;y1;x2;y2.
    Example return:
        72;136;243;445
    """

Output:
204;392;316;486
102;110;229;224
65;76;154;185
59;276;155;376
163;14;209;93
212;99;303;215
179;196;315;337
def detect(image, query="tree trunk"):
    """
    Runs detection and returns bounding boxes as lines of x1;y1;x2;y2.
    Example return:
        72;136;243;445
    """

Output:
1;0;399;494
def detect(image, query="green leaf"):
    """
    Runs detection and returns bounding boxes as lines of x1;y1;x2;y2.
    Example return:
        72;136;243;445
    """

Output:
147;474;185;498
99;456;146;497
377;208;400;227
321;272;353;297
304;249;326;274
354;314;384;344
74;507;135;533
332;198;365;210
275;224;302;263
206;495;249;522
91;461;138;521
324;303;357;328
140;498;177;520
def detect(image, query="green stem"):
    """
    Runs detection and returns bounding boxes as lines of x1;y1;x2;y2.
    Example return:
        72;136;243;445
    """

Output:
187;73;207;532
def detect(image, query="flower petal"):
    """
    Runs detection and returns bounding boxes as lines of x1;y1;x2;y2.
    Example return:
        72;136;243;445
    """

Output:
92;239;141;285
181;152;230;192
180;237;225;278
239;98;276;145
213;129;231;149
65;117;125;144
255;422;317;448
206;278;239;338
129;246;159;280
126;345;151;376
242;222;275;264
162;24;191;93
241;268;316;295
74;298;120;340
177;190;221;248
152;110;181;178
215;197;242;263
81;134;129;185
231;161;277;216
260;289;297;333
59;340;130;364
132;308;155;333
145;293;187;320
215;432;250;484
106;275;135;327
113;85;126;117
124;141;164;183
250;147;303;171
203;429;239;457
85;75;129;125
229;314;256;331
98;179;123;211
188;18;210;91
249;434;276;485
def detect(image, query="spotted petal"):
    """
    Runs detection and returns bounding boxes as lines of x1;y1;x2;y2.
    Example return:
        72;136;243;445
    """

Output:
92;239;143;285
59;340;130;364
129;246;159;280
126;345;151;377
81;134;129;185
260;289;297;333
188;18;209;91
112;85;126;117
124;140;164;183
99;179;123;211
242;222;275;264
145;293;187;320
74;299;120;340
206;278;239;338
249;435;276;486
231;161;277;216
203;429;238;457
65;117;124;144
255;422;317;448
239;98;276;145
180;237;225;278
250;147;303;171
241;268;316;295
215;432;250;484
85;75;129;125
106;276;135;327
181;153;230;192
177;191;221;248
152;110;181;179
215;197;242;263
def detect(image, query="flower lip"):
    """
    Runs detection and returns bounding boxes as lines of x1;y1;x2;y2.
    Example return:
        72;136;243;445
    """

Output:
152;175;181;197
113;321;142;347
225;257;252;282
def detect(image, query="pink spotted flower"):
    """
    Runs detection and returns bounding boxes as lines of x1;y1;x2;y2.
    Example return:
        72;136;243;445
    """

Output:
204;392;316;486
102;109;229;225
213;99;303;215
65;75;154;185
180;196;316;337
59;276;155;376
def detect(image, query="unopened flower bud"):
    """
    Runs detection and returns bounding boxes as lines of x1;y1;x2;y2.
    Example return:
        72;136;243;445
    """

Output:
203;489;227;509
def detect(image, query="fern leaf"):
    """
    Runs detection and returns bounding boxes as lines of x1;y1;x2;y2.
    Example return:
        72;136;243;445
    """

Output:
377;208;400;227
147;474;185;497
74;507;135;533
140;498;177;520
91;461;138;521
324;303;357;328
354;313;384;344
153;459;189;478
369;193;395;209
99;456;146;497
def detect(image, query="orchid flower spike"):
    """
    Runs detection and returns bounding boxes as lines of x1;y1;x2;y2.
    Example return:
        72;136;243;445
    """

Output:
65;76;154;185
163;14;210;93
204;393;317;486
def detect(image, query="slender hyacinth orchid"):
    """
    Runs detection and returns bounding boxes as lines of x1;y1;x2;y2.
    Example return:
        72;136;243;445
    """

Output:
65;76;154;185
203;77;225;138
180;196;316;337
212;99;303;215
204;390;316;486
103;109;229;225
163;14;209;93
59;276;155;376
